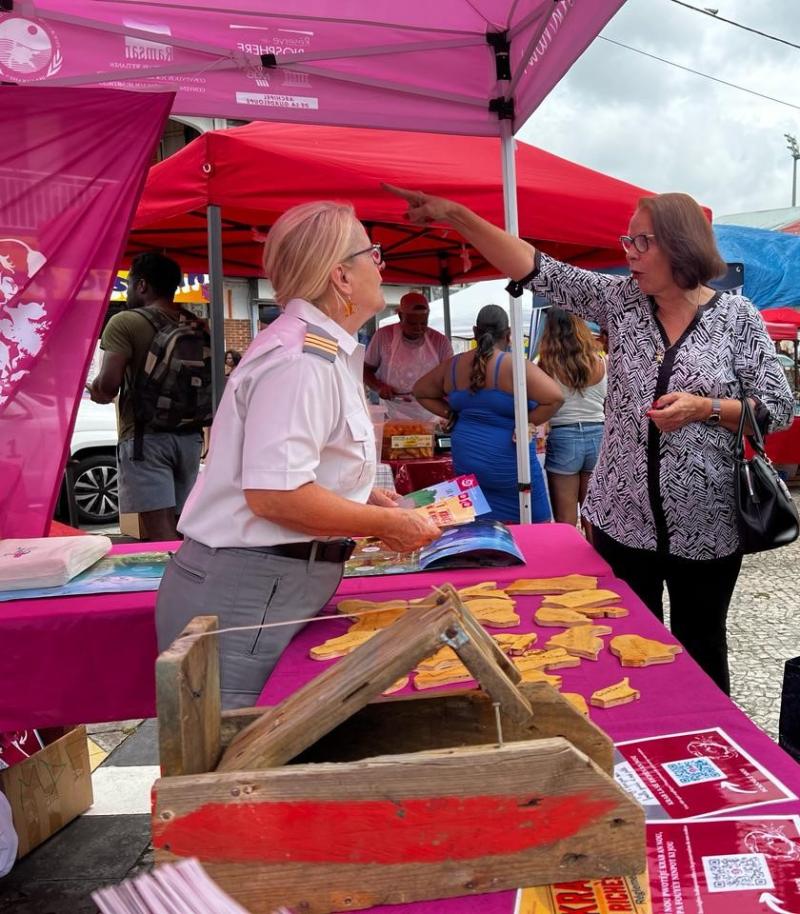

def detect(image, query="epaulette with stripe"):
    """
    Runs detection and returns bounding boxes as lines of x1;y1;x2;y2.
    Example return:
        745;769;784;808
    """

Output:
302;323;339;362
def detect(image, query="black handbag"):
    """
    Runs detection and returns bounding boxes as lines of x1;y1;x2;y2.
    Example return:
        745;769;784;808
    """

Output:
734;397;799;554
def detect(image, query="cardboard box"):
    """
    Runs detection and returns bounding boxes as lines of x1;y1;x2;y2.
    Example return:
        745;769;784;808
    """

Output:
118;512;144;539
0;726;93;857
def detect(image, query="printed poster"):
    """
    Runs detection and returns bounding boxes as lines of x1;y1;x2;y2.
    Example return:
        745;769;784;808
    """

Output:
614;729;796;820
648;816;800;914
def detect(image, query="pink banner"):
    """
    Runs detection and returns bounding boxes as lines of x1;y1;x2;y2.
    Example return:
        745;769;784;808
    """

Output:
0;85;173;537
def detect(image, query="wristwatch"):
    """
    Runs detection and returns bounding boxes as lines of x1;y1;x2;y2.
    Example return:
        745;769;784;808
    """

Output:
707;398;722;426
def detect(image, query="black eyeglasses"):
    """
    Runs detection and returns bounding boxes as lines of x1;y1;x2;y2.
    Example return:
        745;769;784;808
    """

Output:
346;242;383;265
620;233;656;253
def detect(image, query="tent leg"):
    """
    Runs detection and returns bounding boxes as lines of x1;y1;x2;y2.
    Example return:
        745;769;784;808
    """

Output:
207;204;226;412
500;123;532;524
442;283;452;341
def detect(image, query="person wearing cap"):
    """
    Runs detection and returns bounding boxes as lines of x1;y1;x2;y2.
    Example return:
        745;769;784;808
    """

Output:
156;202;440;709
364;291;453;421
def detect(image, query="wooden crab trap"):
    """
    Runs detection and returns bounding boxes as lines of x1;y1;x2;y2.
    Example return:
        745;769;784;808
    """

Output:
151;585;645;914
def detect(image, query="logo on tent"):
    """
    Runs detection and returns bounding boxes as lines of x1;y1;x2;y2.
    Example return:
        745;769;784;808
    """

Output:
0;238;49;409
0;16;62;81
123;19;173;63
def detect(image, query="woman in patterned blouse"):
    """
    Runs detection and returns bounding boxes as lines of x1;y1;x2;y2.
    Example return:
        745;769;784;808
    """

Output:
386;184;793;694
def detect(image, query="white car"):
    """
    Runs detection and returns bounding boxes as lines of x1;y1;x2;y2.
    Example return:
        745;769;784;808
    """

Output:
63;394;119;525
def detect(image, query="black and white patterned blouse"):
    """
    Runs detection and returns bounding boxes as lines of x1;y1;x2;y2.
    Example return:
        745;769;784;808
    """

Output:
529;254;794;560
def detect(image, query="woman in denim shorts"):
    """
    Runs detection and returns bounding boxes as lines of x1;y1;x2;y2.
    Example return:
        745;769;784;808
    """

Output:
539;308;607;537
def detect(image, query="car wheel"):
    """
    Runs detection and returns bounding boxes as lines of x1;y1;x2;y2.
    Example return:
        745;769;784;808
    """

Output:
71;454;119;524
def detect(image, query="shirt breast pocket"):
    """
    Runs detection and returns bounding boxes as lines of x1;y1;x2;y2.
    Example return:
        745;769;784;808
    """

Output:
339;410;376;491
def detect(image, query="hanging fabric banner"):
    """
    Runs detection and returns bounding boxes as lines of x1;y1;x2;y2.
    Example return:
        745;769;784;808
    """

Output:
0;85;173;537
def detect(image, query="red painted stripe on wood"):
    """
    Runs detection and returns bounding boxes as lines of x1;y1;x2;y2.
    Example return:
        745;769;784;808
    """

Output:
153;791;617;864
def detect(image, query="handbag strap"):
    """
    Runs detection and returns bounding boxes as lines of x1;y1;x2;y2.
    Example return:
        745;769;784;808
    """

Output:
735;396;767;460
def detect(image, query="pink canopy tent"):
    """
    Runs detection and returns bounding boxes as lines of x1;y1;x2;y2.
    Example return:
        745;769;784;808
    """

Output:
3;0;628;521
8;2;624;137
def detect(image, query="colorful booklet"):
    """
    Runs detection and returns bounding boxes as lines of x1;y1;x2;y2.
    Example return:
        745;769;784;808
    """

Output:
401;474;491;527
344;518;524;578
398;474;491;514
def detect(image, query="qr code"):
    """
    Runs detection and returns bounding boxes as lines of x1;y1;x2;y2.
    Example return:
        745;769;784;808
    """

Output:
662;756;725;786
702;853;774;893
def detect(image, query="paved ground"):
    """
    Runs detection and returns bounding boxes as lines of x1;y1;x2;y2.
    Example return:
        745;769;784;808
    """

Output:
728;495;800;741
2;508;799;910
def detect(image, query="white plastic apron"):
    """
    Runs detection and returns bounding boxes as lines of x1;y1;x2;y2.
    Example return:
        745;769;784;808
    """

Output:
375;325;441;421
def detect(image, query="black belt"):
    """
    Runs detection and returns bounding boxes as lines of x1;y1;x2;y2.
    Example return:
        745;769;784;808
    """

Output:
259;539;356;564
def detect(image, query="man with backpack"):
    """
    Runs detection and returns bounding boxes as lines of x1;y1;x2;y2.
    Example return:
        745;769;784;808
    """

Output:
89;253;212;541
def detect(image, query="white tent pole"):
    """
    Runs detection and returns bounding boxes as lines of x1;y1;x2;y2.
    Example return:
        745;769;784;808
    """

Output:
207;204;227;412
441;283;452;341
500;121;533;524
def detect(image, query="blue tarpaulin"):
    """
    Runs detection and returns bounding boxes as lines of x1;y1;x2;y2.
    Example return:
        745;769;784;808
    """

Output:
714;224;800;310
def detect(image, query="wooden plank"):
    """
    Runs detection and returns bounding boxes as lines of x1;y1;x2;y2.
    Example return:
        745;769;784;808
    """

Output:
217;600;463;772
156;615;221;778
153;741;644;914
218;684;613;774
450;591;522;684
448;624;532;725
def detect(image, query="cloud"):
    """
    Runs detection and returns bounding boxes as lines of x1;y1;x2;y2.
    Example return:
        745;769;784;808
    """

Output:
518;0;800;216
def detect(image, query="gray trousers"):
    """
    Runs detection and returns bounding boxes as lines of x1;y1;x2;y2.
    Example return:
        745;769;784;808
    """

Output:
156;538;344;709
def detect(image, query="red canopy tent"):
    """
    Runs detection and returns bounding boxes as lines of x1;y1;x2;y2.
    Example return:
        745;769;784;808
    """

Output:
127;121;655;288
765;321;798;341
761;307;800;327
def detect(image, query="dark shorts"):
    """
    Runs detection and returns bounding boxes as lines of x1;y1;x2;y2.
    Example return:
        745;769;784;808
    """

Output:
545;423;604;476
117;431;202;514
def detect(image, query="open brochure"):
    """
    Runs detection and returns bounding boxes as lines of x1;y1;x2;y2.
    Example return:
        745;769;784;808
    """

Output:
344;518;524;578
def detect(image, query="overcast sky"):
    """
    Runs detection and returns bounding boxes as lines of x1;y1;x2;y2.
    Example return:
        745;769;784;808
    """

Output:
518;0;800;218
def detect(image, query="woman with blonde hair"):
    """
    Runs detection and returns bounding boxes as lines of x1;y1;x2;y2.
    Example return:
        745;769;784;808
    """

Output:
413;303;563;523
538;307;607;536
156;201;440;708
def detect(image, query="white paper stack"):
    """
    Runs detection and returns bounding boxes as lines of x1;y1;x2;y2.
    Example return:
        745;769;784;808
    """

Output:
92;859;259;914
0;535;112;591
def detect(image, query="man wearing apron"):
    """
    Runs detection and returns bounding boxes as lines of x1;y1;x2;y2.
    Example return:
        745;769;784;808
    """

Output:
364;292;453;421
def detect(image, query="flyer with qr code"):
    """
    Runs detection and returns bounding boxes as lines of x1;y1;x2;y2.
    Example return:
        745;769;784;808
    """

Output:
614;729;797;820
647;816;800;914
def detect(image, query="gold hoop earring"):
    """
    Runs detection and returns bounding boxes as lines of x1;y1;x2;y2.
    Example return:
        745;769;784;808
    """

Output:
344;297;355;317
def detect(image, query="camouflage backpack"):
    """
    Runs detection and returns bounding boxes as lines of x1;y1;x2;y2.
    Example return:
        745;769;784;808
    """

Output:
131;306;212;458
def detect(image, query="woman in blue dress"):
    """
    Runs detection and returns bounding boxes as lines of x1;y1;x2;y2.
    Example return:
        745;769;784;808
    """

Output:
413;305;563;522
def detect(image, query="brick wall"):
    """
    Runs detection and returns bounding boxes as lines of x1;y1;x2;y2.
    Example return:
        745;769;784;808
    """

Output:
224;319;253;356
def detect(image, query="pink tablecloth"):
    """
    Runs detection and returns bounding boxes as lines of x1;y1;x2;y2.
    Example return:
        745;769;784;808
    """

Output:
1;525;603;729
257;531;800;914
1;541;173;731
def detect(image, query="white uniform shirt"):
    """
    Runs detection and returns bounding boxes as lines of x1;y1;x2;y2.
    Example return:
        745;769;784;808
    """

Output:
178;299;376;548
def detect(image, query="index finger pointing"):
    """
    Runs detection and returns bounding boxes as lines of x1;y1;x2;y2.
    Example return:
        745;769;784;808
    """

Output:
382;183;423;203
